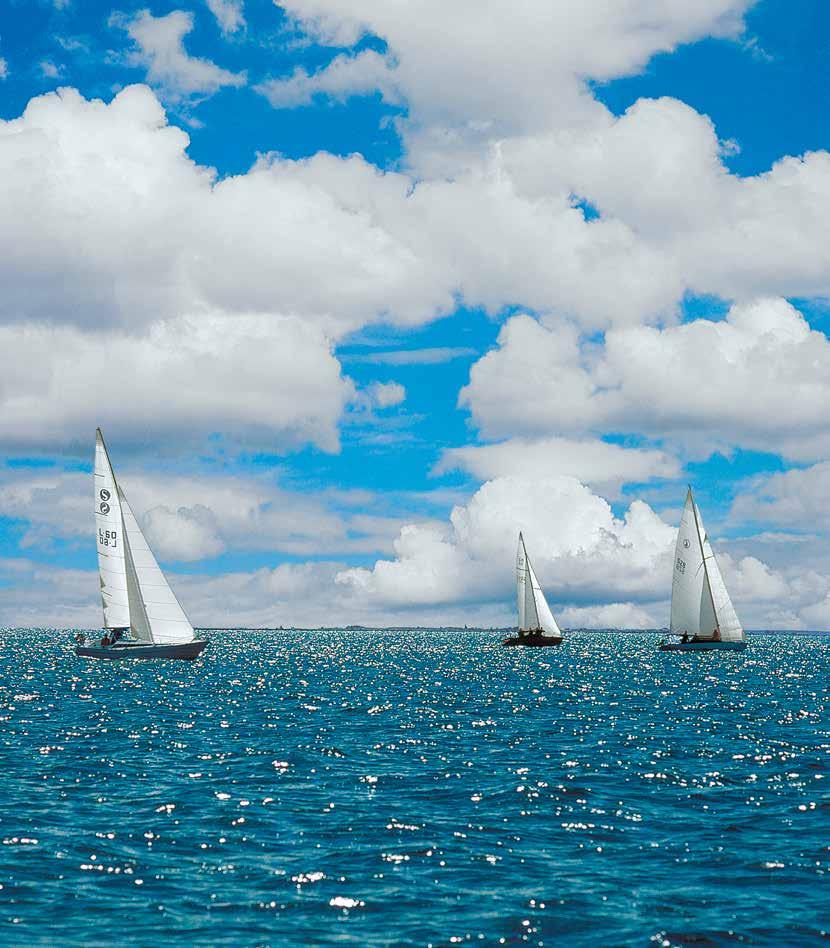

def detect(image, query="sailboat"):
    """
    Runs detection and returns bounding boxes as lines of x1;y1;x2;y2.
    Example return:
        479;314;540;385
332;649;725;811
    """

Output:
659;487;746;652
75;429;208;661
503;532;563;646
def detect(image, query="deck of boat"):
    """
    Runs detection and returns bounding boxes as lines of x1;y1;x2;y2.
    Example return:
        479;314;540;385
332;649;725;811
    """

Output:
75;640;208;661
502;635;563;647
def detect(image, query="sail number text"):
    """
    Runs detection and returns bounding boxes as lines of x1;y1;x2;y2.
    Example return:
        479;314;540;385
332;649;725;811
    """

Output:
675;557;686;574
99;528;118;549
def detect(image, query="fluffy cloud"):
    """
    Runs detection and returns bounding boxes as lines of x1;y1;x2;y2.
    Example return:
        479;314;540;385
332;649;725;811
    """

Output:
39;60;62;79
0;466;414;564
558;601;660;630
0;314;351;453
365;381;406;409
333;472;830;629
131;474;413;561
0;559;98;628
113;9;246;101
0;85;452;335
732;462;830;532
257;49;399;108
8;83;830;375
141;504;225;562
462;300;830;460
0;59;7;80
503;97;830;306
206;0;245;35
436;437;679;497
277;0;751;172
337;475;677;612
0;472;88;548
263;11;830;324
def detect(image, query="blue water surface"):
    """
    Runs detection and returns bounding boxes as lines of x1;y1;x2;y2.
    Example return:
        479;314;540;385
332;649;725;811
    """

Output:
1;630;828;946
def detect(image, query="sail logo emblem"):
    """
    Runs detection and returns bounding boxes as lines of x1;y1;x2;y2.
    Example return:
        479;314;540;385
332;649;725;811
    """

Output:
100;489;111;502
100;502;110;514
683;539;691;549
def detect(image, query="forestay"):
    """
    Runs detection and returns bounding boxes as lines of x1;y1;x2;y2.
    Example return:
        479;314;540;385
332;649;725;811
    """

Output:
516;533;562;637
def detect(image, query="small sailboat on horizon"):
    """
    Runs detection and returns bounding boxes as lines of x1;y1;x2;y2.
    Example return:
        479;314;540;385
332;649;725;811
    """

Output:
503;532;563;647
660;487;746;652
75;429;207;661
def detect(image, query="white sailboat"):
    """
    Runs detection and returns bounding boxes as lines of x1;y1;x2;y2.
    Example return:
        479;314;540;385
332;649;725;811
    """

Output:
75;429;207;661
503;532;563;646
659;487;746;652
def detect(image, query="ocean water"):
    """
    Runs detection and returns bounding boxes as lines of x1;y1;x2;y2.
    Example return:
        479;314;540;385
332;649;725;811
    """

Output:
1;629;828;947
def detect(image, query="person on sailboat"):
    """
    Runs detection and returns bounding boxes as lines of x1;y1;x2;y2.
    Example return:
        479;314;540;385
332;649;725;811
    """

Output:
681;632;689;643
713;625;721;642
100;632;110;647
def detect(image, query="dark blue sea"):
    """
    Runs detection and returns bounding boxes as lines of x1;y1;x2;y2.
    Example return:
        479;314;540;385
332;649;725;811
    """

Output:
2;630;829;946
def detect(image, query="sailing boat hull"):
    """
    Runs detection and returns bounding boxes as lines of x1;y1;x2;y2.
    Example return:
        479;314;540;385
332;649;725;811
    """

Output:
659;640;746;652
75;640;208;661
502;634;563;647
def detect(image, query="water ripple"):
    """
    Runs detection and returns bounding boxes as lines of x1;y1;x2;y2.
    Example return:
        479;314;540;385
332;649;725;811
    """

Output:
1;630;828;946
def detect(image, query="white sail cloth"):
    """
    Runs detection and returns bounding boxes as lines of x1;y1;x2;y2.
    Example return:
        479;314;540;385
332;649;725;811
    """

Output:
670;489;744;642
94;430;130;629
516;533;562;637
94;429;195;645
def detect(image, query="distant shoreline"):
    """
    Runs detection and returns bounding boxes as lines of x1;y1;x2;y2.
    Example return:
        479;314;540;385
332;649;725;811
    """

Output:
4;627;828;635
191;627;830;635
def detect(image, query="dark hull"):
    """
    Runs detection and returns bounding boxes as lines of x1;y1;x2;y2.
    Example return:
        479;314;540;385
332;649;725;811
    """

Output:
76;640;208;661
502;635;563;647
659;640;746;652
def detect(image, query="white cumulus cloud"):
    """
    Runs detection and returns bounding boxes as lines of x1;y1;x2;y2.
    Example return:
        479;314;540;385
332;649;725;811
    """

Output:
206;0;245;34
277;0;752;173
436;437;680;497
337;475;677;612
113;9;246;101
257;49;399;108
462;300;830;461
0;314;352;454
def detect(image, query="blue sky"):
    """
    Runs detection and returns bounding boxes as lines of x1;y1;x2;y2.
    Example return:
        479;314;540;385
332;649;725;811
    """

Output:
1;0;830;629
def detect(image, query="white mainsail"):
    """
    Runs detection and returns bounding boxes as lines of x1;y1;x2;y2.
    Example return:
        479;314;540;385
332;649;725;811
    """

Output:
669;488;744;642
94;429;195;645
516;533;562;637
95;429;130;629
